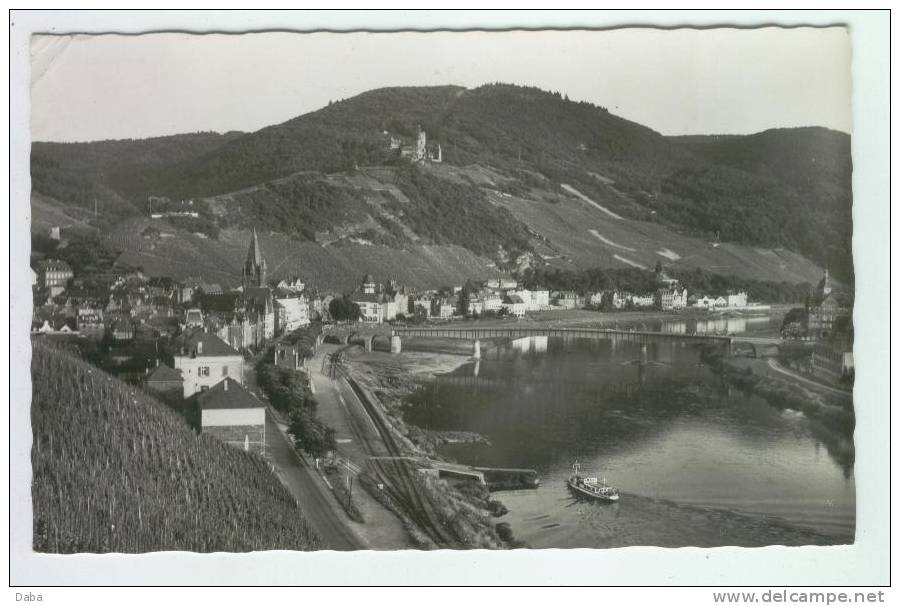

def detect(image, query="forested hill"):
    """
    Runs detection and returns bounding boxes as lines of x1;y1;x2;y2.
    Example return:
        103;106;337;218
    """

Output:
30;341;321;553
671;127;853;283
31;83;853;282
31;131;244;220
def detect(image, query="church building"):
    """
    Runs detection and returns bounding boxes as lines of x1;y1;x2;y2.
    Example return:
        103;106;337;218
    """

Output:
242;227;268;290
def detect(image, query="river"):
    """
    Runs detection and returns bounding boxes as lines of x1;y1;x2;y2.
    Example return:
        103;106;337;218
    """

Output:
401;318;855;548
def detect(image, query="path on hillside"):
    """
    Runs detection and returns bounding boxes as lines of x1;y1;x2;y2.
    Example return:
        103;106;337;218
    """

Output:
766;359;852;398
560;183;624;219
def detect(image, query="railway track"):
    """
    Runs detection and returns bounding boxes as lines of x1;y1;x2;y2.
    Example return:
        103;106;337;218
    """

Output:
336;366;460;548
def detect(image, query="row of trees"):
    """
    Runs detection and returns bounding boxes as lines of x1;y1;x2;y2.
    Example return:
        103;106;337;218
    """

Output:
255;355;336;460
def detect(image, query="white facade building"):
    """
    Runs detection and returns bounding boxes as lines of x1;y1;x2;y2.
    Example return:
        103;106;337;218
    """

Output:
198;378;266;455
275;296;310;333
727;291;749;307
172;333;245;398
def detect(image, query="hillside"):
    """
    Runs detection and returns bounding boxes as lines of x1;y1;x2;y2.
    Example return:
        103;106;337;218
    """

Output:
31;131;244;218
672;127;853;282
109;220;505;292
30;341;321;553
31;83;853;283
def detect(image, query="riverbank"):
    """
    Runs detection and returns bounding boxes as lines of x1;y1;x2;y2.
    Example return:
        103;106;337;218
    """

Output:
340;346;482;455
339;346;522;548
701;346;855;471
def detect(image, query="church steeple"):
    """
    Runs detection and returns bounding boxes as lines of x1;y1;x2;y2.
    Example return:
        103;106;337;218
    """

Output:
242;227;267;289
821;267;832;297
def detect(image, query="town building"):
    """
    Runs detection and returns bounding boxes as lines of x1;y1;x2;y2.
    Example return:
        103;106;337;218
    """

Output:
144;363;184;405
503;294;527;318
807;269;852;338
36;259;74;296
172;332;244;398
109;317;135;341
727;291;749;308
176;277;203;304
184;308;204;328
587;292;605;307
308;293;334;322
553;291;582;310
275;276;305;293
350;276;408;323
361;274;377;295
433;297;456;319
354;293;386;323
76;306;104;338
412;294;434;318
486;278;519;290
657;287;689;311
513;288;550;311
213;314;256;352
274;295;310;334
481;291;504;313
198;378;266;455
631;294;655;308
466;296;485;316
384;281;410;320
242;287;275;341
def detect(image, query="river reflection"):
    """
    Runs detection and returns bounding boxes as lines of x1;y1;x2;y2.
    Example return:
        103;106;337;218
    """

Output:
614;314;780;336
403;336;855;548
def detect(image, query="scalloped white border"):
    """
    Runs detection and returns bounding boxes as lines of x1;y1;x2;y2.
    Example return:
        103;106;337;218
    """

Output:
7;9;890;587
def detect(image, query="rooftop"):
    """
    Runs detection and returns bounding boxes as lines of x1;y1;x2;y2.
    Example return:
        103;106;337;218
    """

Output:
146;363;184;383
175;331;241;357
353;292;391;304
37;259;73;272
198;378;264;411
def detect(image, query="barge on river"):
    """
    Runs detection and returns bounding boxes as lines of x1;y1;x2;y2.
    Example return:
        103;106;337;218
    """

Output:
568;461;619;502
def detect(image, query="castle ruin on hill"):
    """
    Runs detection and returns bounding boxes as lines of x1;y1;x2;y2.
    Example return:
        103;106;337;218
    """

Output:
388;126;442;164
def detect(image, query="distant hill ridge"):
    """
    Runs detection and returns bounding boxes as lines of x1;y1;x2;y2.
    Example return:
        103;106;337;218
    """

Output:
31;83;853;282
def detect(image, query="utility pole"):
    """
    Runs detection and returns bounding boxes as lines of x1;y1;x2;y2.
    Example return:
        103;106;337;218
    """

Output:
343;458;354;507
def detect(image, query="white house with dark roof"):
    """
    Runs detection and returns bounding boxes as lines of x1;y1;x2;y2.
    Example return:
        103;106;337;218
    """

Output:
36;259;74;297
172;332;244;398
198;378;266;455
503;294;527;318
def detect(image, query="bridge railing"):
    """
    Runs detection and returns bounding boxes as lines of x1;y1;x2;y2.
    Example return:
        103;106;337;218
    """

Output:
392;326;734;343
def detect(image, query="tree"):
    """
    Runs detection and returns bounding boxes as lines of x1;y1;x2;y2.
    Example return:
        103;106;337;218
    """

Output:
328;296;361;323
288;409;336;460
458;283;472;316
781;307;809;331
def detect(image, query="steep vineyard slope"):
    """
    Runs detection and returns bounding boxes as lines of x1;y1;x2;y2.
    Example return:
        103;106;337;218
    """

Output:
30;341;321;553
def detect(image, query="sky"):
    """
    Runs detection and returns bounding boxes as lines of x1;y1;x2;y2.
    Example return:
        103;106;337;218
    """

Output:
30;27;852;142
